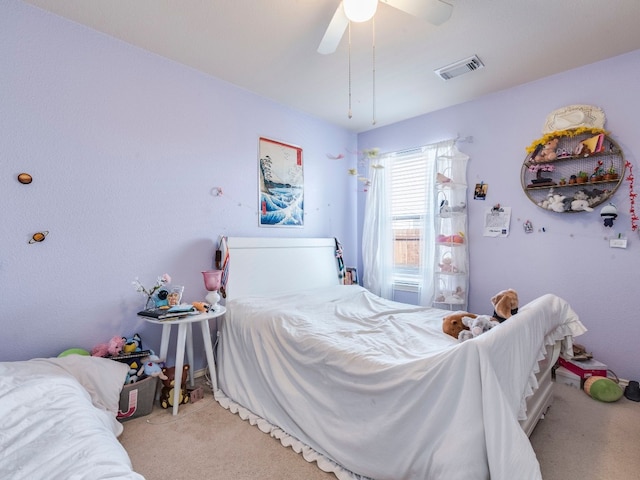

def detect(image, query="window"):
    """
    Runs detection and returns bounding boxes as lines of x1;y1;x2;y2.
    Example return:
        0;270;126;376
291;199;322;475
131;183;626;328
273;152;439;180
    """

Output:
389;151;433;286
362;139;458;303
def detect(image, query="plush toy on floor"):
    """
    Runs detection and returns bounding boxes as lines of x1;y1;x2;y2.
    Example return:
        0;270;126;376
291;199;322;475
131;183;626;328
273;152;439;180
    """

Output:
160;365;191;409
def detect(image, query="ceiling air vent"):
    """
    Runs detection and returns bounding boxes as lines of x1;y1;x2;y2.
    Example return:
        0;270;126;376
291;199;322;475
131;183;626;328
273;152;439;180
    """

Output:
434;55;484;80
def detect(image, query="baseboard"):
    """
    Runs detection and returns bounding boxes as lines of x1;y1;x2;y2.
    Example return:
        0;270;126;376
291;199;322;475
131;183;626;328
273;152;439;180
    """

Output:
194;367;208;379
616;377;629;388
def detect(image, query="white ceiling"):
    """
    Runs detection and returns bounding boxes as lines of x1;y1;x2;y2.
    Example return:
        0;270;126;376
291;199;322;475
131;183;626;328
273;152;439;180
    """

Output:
23;0;640;133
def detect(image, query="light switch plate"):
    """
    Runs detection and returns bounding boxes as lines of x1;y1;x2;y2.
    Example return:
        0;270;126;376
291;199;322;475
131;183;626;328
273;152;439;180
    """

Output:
609;238;627;248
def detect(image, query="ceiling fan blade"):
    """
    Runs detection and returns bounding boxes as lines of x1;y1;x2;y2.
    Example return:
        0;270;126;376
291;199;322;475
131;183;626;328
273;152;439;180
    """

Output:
383;0;453;25
317;2;349;55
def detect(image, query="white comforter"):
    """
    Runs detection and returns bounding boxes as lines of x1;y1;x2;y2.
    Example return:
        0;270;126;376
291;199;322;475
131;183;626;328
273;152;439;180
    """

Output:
218;285;586;480
0;355;144;480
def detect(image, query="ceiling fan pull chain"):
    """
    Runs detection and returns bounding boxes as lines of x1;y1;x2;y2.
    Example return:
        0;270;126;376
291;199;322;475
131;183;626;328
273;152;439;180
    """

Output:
372;16;376;126
348;21;353;119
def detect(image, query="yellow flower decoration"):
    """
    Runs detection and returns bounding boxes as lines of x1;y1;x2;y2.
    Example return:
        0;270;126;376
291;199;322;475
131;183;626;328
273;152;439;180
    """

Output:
525;127;609;154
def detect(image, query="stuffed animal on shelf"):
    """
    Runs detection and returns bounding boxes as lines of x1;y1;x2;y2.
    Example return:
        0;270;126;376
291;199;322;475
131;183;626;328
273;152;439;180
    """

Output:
490;289;519;322
438;257;459;273
458;315;500;342
548;194;568;213
159;365;191;409
570;198;594;212
532;137;559;163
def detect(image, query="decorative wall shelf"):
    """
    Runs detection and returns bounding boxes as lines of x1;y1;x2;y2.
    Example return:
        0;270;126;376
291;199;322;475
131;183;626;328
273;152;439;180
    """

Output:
521;131;625;212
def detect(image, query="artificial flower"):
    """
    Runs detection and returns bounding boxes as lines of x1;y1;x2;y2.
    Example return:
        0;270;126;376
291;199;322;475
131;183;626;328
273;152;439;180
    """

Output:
525;127;608;154
132;273;171;305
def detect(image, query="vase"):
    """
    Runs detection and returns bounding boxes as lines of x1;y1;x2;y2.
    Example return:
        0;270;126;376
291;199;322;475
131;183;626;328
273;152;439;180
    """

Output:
145;296;155;310
202;270;223;309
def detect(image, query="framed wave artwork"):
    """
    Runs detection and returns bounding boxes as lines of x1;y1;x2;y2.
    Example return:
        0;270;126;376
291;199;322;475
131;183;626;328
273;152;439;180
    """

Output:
258;137;304;227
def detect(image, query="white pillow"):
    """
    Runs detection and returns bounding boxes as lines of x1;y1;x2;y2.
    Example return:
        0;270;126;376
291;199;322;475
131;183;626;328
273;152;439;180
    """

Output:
0;356;128;415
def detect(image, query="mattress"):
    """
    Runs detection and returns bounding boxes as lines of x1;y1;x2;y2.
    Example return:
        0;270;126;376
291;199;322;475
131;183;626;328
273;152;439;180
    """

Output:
0;355;145;480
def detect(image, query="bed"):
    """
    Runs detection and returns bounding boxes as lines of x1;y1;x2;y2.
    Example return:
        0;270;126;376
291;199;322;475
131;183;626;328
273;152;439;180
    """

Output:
215;237;587;480
0;355;144;480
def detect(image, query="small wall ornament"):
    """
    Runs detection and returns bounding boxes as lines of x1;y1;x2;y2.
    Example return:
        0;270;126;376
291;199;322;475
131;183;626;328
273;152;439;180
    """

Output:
600;203;618;227
28;231;49;243
17;173;33;184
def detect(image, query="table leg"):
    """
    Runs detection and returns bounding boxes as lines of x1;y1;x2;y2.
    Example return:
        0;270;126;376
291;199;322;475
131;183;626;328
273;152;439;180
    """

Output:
186;323;195;387
172;323;188;416
199;318;218;392
159;324;171;363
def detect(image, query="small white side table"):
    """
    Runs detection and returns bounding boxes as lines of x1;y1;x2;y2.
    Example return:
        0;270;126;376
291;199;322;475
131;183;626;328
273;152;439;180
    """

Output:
142;307;226;415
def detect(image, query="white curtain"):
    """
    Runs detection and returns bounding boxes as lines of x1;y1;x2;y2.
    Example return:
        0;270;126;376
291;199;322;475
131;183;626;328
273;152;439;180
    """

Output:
362;161;393;299
362;139;460;305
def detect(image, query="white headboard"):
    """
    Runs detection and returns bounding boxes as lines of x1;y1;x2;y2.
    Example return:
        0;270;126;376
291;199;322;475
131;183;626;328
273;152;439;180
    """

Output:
222;237;342;301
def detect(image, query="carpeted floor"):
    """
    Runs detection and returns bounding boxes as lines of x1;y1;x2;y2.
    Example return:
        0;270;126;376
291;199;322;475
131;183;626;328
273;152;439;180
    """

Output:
119;379;640;479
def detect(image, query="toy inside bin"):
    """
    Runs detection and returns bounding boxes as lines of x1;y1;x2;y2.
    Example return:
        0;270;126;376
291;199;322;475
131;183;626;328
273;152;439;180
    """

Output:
109;350;158;421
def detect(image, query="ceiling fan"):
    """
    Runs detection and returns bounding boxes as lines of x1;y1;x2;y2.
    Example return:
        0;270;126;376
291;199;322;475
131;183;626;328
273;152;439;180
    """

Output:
317;0;453;55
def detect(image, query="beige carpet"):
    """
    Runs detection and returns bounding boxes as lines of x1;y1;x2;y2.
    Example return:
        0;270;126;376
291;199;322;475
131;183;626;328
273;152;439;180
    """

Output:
119;380;640;479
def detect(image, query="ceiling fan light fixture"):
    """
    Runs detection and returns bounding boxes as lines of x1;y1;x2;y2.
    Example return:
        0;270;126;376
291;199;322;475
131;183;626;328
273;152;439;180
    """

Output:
343;0;378;23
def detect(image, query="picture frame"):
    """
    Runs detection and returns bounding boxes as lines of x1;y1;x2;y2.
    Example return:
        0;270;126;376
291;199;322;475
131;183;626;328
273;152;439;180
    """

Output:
345;267;358;285
258;137;304;227
474;182;488;200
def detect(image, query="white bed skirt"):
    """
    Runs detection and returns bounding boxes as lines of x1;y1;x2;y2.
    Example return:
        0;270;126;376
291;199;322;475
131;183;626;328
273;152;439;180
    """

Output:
215;389;369;480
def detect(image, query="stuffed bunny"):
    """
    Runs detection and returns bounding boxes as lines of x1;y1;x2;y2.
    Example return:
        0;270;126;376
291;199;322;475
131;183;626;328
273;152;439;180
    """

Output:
458;315;499;342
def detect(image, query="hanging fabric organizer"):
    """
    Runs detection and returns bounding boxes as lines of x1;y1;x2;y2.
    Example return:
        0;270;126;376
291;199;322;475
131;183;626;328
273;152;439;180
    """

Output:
433;150;469;310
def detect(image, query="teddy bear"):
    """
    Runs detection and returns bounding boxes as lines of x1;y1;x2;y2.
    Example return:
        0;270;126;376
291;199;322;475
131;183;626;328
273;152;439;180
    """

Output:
490;288;519;322
458;315;500;342
442;311;477;339
442;288;519;338
532;137;559;163
159;365;191;409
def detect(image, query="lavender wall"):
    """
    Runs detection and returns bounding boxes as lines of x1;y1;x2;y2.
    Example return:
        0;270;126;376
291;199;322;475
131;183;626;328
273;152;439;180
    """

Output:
1;1;357;367
3;0;638;383
358;49;640;382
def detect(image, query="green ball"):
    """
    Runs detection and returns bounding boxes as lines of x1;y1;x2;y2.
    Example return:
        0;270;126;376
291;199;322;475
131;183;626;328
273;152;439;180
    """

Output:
584;376;623;402
58;348;90;357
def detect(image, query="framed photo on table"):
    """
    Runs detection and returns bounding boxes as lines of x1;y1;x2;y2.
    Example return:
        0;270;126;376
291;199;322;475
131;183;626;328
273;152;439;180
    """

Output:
258;137;304;227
